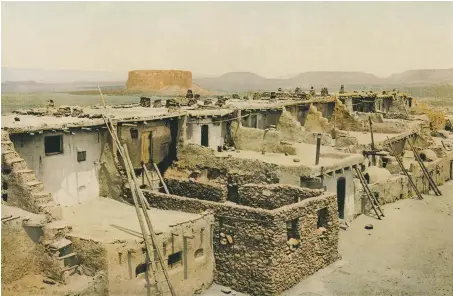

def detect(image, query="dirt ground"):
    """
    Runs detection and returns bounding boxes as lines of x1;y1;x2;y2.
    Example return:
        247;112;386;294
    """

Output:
202;181;453;296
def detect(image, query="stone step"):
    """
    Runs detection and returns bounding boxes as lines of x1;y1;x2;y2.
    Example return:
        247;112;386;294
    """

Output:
1;132;10;141
1;142;14;151
58;252;76;260
61;264;79;273
44;237;72;249
43;220;72;240
38;202;62;220
26;181;45;193
6;158;27;170
33;192;53;203
15;170;36;183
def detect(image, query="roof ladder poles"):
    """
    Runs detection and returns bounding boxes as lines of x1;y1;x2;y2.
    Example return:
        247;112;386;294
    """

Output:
407;139;442;196
98;85;177;296
386;137;424;200
353;165;384;220
142;163;169;194
369;116;376;166
347;147;384;219
123;145;176;296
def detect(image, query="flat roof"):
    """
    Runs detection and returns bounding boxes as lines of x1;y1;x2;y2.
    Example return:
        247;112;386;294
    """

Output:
214;142;363;174
62;197;202;243
2;106;184;133
345;130;415;146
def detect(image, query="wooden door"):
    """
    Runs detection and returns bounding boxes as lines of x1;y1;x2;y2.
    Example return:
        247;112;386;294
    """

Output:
141;131;153;164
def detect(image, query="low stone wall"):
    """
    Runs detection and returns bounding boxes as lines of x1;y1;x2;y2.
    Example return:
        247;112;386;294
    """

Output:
237;183;324;210
268;194;341;295
165;177;228;202
143;189;340;295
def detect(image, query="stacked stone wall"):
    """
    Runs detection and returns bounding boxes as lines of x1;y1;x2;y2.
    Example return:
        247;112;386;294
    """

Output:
165;178;228;202
237;183;324;210
143;189;339;296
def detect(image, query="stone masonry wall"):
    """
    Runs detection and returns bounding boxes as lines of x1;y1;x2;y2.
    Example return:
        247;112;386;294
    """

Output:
165;177;228;202
143;190;340;295
176;145;281;185
268;194;341;295
237;183;324;210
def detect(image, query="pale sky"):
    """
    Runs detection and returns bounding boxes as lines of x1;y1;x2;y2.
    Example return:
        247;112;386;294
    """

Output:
2;1;453;78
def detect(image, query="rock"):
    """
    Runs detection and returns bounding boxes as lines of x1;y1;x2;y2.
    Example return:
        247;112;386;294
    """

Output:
365;224;374;230
221;287;232;294
293;158;300;162
339;224;348;230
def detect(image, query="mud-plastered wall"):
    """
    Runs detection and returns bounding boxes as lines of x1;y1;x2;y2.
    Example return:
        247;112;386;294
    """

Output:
126;70;192;90
117;120;173;167
75;213;215;296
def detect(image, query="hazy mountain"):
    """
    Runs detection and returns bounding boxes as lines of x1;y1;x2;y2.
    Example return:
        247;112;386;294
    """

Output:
1;67;126;83
194;69;453;91
2;67;452;93
386;68;453;85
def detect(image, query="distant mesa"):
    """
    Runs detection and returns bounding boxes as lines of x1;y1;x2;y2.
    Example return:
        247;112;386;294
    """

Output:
126;70;192;91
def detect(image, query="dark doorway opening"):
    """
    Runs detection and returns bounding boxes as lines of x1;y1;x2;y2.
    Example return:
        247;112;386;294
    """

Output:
201;125;209;147
227;177;239;203
337;177;346;219
450;160;453;180
251;115;258;128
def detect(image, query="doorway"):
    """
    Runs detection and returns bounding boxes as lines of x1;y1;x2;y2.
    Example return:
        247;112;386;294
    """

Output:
450;160;453;180
201;125;209;147
141;131;153;165
337;177;346;219
250;114;258;128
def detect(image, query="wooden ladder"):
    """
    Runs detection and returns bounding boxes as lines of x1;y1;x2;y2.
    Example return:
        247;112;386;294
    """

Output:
353;165;385;220
142;163;170;194
386;137;424;200
407;140;442;196
98;87;177;296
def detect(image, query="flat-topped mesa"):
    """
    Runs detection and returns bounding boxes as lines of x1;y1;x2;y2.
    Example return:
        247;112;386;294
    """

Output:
126;69;192;90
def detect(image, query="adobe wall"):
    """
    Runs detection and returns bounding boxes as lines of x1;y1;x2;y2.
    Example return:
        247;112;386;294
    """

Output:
410;151;453;193
186;118;226;150
1;209;49;284
230;121;297;155
117;119;175;167
126;70;192;91
355;175;409;217
69;212;215;296
10;130;103;207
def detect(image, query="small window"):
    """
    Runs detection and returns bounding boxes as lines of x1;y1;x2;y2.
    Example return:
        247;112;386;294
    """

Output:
77;151;86;162
130;128;139;139
44;135;63;155
286;219;300;240
167;251;182;268
317;208;328;228
194;248;204;258
2;193;8;202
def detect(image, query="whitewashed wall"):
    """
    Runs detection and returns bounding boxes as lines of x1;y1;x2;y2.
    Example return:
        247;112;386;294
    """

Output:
11;130;102;206
186;118;225;150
